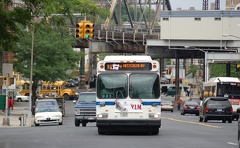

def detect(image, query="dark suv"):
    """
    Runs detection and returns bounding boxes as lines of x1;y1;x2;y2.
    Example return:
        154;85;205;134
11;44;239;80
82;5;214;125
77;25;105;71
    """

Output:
199;97;233;123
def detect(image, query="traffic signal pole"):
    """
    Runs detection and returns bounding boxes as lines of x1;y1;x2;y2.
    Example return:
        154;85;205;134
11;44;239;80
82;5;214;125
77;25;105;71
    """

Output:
2;74;10;126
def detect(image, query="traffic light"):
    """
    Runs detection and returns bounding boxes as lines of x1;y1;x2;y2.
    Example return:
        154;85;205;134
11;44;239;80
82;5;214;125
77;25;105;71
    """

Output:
237;64;240;72
84;22;94;39
76;21;85;38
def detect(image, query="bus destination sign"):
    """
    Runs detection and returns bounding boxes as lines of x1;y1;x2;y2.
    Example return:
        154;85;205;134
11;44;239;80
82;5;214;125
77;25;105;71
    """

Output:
105;63;152;71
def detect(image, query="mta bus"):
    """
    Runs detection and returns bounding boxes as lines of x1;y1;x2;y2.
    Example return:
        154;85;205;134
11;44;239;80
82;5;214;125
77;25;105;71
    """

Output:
203;77;240;120
96;55;161;135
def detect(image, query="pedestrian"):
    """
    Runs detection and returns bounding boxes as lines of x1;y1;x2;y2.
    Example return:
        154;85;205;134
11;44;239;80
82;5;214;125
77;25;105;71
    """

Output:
7;97;14;116
177;98;182;110
186;89;190;97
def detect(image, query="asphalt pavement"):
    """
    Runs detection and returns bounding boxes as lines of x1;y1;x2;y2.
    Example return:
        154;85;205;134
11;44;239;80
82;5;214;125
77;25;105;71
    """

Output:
0;86;92;128
0;86;197;128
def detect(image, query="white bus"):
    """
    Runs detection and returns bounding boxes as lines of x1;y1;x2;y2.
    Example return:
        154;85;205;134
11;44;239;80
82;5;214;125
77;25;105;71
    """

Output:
203;77;240;120
96;55;161;135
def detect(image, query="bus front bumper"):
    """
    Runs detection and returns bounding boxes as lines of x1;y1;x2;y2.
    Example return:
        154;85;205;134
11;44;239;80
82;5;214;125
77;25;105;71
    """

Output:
97;119;161;128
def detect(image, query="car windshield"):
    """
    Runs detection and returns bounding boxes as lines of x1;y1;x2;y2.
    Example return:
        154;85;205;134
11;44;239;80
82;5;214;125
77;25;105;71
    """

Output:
78;93;96;103
37;106;59;112
37;101;58;107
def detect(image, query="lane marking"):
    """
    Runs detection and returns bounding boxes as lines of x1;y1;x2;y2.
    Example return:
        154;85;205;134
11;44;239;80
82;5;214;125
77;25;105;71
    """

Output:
227;142;238;146
162;116;222;128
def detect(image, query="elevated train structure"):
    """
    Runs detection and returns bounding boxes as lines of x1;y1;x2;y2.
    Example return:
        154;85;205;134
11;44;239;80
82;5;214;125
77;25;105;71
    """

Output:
82;0;240;100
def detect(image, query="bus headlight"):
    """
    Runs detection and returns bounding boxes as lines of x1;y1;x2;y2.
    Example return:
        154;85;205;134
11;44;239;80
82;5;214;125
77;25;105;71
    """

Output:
149;113;160;119
97;113;108;118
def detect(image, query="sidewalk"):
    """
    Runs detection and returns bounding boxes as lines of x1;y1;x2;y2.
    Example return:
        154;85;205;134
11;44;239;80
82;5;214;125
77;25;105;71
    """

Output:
0;107;34;128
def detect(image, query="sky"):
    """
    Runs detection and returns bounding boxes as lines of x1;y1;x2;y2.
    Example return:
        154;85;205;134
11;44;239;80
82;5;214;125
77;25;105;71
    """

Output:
170;0;226;10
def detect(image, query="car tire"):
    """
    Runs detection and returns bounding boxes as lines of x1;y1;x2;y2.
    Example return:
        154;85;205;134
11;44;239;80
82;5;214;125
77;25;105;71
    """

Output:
75;119;80;127
17;98;22;102
182;111;185;115
222;119;226;123
82;122;87;127
199;116;203;122
196;113;199;116
203;116;208;122
63;94;69;101
228;119;232;123
35;123;39;126
59;122;63;125
171;110;173;112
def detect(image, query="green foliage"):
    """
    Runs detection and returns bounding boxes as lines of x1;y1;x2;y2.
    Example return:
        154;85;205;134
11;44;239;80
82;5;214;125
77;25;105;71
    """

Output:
0;1;31;51
188;65;199;75
13;23;84;82
210;63;240;78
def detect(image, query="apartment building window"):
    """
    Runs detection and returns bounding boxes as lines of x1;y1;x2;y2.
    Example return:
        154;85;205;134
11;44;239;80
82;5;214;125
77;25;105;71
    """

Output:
214;18;221;21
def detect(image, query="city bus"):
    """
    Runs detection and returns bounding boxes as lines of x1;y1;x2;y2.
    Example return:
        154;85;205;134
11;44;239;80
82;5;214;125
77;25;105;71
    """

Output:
203;77;240;120
96;55;161;135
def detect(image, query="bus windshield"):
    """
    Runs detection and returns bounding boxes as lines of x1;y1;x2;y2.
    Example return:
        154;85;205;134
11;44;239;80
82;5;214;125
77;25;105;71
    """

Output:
97;74;128;99
97;73;160;99
130;74;160;99
217;83;240;96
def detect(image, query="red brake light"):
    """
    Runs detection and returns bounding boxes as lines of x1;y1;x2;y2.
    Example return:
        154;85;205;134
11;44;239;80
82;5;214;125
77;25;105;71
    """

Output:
205;107;209;112
230;107;233;113
183;105;187;109
197;107;200;110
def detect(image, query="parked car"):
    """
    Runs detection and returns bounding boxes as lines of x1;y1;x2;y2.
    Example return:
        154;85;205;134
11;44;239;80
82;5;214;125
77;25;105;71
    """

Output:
14;92;29;102
67;80;75;87
161;100;173;112
74;92;96;127
34;105;63;126
180;101;200;116
199;97;233;123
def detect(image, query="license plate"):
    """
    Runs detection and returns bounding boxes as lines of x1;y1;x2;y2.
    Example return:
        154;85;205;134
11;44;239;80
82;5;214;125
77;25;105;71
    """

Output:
120;112;128;117
217;109;222;112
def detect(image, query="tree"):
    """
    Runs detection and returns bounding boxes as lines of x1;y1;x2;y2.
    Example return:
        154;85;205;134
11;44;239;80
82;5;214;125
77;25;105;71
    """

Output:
13;23;84;105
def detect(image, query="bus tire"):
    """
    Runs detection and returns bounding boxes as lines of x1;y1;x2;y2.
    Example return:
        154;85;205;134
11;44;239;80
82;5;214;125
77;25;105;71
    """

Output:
63;94;69;100
152;128;159;135
98;127;105;135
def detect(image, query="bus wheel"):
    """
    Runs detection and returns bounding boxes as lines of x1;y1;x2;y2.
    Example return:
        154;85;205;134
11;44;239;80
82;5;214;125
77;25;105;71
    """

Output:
64;94;69;100
152;128;159;135
98;127;105;135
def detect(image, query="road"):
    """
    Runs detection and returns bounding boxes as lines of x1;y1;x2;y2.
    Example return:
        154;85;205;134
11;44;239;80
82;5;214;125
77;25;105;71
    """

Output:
0;95;238;148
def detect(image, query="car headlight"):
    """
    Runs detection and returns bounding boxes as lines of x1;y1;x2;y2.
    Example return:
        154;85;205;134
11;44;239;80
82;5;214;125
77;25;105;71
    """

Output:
75;109;81;115
35;116;44;119
97;113;108;118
